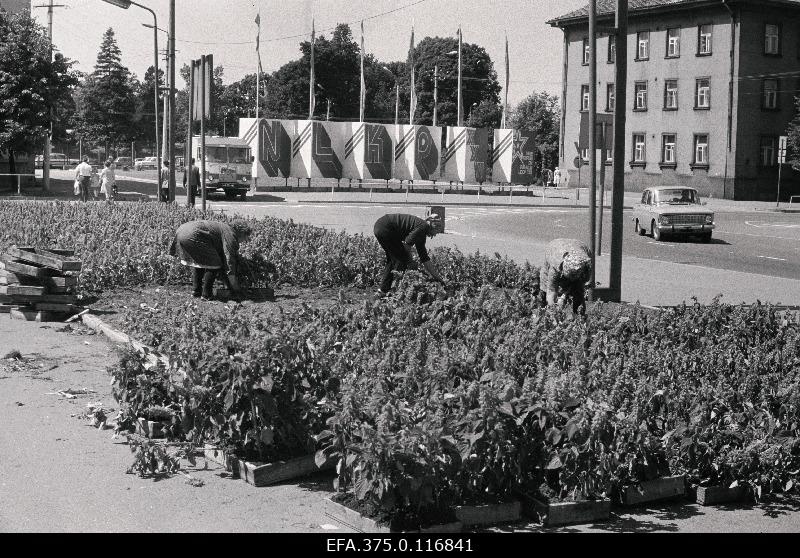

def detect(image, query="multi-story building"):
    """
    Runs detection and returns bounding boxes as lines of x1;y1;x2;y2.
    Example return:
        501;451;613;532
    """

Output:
0;0;29;15
549;0;800;200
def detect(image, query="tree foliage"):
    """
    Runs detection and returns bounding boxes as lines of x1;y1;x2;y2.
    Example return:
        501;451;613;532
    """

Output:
509;92;561;171
0;10;78;161
786;96;800;173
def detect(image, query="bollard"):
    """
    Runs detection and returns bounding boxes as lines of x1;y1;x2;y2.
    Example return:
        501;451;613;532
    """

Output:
509;186;513;204
405;181;409;202
370;187;373;201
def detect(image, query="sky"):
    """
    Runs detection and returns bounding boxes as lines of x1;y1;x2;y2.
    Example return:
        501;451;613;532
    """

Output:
33;0;586;107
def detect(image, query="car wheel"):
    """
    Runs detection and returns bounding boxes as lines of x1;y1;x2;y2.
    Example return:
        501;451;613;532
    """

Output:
225;190;236;200
699;232;712;243
239;192;247;200
635;220;645;236
652;221;663;241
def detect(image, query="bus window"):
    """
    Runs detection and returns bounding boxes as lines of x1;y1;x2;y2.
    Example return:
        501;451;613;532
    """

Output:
207;146;227;163
227;147;250;164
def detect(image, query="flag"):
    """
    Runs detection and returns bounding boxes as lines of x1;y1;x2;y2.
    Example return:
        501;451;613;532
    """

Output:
408;26;416;125
309;19;316;119
502;34;509;129
457;26;463;127
359;20;365;122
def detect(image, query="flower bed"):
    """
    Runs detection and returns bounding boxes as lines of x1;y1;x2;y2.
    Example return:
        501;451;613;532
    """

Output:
4;200;800;529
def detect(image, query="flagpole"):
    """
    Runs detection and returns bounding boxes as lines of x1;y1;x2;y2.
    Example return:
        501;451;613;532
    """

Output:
502;33;509;129
409;26;415;125
395;84;399;125
256;10;261;119
309;18;316;119
360;20;365;122
457;26;463;127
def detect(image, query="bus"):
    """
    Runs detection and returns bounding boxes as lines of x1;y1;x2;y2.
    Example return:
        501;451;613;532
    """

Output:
190;136;253;200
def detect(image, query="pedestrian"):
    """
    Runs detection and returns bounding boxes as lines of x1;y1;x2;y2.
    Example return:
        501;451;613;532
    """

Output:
553;167;561;188
542;237;592;315
545;168;554;188
183;157;200;207
159;160;170;202
372;213;449;295
168;219;253;301
99;160;116;201
74;156;92;203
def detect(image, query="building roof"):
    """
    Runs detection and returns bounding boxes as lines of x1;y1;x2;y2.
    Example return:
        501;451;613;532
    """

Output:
547;0;800;26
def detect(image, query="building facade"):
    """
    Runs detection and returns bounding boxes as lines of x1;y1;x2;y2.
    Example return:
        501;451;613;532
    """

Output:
549;0;800;200
0;0;29;14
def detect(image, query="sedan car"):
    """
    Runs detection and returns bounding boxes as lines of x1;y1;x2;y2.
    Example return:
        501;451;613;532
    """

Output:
632;186;714;242
134;156;158;171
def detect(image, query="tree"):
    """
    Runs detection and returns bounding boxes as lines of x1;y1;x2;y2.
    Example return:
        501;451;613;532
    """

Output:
0;10;78;171
133;65;164;154
509;92;560;173
786;96;800;172
412;36;501;126
72;28;139;157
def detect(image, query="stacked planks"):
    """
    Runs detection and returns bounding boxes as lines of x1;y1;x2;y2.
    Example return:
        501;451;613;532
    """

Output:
0;246;81;321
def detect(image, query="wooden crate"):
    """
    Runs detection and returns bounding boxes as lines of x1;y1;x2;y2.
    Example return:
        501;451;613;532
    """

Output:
0;293;78;304
696;485;748;506
236;453;335;487
6;246;82;272
0;285;46;296
519;493;610;527
135;418;166;439
620;475;686;505
0;258;51;279
453;501;522;527
323;498;463;534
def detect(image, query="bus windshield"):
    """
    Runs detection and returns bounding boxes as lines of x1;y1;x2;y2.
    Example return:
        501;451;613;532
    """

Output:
206;146;227;163
227;147;250;164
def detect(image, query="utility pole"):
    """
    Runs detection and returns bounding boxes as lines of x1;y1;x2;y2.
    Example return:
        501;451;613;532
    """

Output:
433;64;438;127
33;1;66;193
609;0;628;301
588;0;597;300
168;0;176;202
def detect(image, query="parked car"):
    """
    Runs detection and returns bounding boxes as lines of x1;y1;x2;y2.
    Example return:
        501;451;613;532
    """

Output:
632;186;715;242
134;156;158;171
114;157;132;170
34;153;69;169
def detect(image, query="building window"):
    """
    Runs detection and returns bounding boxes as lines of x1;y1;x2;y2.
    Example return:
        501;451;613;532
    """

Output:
698;24;712;55
606;83;615;112
582;38;590;65
608;34;616;63
632;134;646;166
693;134;709;167
636;31;650;60
763;79;779;109
765;24;780;55
664;79;678;110
662;134;677;166
634;81;648;111
695;78;710;109
666;27;681;58
581;84;590;111
581;148;589;162
760;136;777;166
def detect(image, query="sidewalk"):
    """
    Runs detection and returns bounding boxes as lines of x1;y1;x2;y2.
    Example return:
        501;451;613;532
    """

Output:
2;305;799;533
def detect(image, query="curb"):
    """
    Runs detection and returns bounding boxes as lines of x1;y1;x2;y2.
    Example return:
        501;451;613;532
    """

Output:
81;313;171;369
294;199;635;210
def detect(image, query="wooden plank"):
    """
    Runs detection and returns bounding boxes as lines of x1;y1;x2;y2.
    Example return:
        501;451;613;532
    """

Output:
39;275;78;288
519;494;610;527
0;304;26;313
0;285;46;296
621;475;686;506
7;246;82;272
0;258;49;278
0;293;78;304
15;246;75;257
135;418;166;439
696;485;747;506
323;498;463;533
453;501;521;527
35;303;80;313
237;454;335;487
203;445;238;474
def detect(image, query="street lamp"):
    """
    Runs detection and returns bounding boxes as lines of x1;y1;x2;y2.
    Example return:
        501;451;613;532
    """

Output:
102;0;164;200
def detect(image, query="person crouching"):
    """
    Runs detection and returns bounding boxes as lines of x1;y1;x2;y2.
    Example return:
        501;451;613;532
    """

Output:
169;219;252;301
542;238;592;314
373;213;448;295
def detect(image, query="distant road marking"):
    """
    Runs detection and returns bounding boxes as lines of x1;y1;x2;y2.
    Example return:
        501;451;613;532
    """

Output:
757;255;788;261
744;220;800;229
718;230;800;242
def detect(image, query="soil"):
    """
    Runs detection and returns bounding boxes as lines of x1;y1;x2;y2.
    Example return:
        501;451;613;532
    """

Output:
331;492;459;532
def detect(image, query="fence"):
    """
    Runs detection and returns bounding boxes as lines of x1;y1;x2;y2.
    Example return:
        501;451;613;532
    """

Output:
0;174;36;196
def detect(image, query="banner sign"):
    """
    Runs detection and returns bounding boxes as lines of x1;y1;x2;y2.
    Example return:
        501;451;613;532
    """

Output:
239;118;293;179
491;128;536;184
442;127;488;183
344;123;394;180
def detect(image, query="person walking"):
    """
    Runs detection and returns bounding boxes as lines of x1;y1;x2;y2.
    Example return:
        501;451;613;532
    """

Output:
159;160;170;202
168;219;253;301
553;167;561;188
372;213;448;295
542;237;593;315
74;156;92;203
99;160;116;201
183;158;201;207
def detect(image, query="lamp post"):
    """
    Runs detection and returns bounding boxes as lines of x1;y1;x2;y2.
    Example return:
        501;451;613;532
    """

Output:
101;0;168;201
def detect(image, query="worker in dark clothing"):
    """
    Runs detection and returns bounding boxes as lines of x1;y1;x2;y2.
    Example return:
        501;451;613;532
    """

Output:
169;219;252;300
542;237;592;315
183;157;201;207
373;213;448;294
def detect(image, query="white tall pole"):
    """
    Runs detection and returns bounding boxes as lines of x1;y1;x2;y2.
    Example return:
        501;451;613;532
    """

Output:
457;26;463;127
